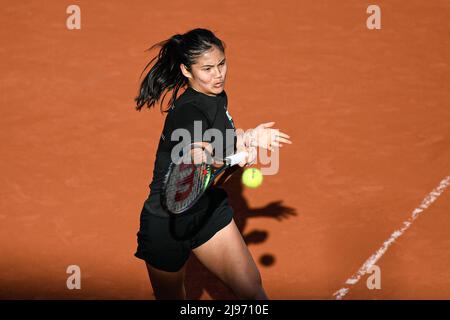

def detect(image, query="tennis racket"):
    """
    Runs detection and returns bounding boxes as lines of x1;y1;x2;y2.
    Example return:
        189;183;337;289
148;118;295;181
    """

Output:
161;147;248;215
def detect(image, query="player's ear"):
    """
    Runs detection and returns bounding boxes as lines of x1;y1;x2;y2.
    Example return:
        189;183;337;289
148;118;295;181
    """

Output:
180;64;192;79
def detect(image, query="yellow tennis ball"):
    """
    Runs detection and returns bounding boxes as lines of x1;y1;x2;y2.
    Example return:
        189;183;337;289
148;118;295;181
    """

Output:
242;168;263;188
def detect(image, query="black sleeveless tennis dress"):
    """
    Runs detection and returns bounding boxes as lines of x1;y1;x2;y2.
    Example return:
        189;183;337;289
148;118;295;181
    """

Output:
134;86;237;272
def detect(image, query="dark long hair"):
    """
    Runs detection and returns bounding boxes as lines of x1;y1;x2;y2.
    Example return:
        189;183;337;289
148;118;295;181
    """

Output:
135;28;226;113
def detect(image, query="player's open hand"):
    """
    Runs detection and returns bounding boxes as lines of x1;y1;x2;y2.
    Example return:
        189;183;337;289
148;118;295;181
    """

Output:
246;122;292;152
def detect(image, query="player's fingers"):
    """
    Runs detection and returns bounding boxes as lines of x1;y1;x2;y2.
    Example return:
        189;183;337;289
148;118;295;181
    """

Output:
261;121;275;128
192;145;210;164
276;131;291;139
276;137;292;144
190;148;204;164
271;141;281;148
203;142;213;154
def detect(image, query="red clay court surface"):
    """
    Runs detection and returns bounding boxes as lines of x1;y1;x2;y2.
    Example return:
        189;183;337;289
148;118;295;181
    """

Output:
1;1;449;299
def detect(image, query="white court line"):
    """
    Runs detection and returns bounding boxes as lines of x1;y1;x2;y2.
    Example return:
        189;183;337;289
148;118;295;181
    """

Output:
333;175;450;300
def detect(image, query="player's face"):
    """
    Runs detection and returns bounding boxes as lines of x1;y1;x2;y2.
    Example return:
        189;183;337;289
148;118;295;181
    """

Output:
183;45;227;96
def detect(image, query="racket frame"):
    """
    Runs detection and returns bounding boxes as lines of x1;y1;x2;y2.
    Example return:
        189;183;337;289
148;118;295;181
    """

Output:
160;151;248;215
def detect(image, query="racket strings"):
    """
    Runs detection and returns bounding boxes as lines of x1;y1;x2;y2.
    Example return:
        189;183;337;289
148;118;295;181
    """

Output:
165;163;210;212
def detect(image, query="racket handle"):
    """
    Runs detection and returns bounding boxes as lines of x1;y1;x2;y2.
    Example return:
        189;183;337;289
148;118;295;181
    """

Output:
225;151;248;166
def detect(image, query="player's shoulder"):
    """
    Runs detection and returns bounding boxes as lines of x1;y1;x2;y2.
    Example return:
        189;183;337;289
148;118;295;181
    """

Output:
172;99;204;118
171;90;212;124
169;101;210;131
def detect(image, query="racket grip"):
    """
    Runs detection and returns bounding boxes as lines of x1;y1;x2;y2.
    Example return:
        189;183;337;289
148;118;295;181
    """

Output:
225;151;248;166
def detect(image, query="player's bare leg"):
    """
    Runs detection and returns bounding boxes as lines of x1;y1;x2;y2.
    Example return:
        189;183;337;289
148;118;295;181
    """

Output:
145;262;187;300
192;218;268;300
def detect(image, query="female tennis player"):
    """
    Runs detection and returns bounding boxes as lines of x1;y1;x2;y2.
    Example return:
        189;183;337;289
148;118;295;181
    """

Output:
133;28;291;300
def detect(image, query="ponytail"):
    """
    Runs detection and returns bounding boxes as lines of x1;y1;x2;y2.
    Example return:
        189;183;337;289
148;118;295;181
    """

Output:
135;34;187;113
